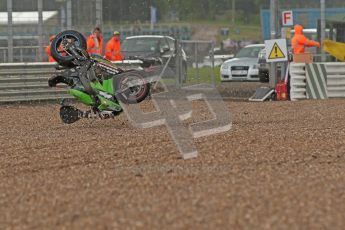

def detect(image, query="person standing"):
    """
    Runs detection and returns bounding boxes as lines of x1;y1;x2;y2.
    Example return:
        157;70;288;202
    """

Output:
87;27;103;55
105;31;123;61
45;35;56;62
292;24;320;54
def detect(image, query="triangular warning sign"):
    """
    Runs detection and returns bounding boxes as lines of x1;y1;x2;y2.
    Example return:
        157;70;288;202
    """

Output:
268;42;285;59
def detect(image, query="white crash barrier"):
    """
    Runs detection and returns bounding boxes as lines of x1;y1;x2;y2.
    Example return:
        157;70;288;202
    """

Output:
290;63;307;101
289;62;345;101
324;63;345;98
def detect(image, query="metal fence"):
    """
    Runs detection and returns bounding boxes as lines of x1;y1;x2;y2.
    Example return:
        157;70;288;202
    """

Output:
0;46;40;63
2;0;192;63
179;40;216;86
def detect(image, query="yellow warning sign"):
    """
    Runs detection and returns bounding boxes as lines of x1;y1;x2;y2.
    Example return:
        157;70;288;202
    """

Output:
268;43;286;59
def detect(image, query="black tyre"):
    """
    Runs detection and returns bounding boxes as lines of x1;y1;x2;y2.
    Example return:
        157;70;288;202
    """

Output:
259;69;269;83
115;71;150;104
51;30;87;67
60;105;81;124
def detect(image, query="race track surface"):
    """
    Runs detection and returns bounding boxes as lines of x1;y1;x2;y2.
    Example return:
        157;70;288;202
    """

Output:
1;100;345;229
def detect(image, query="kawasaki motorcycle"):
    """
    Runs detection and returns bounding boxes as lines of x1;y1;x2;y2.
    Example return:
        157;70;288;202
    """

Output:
48;30;162;124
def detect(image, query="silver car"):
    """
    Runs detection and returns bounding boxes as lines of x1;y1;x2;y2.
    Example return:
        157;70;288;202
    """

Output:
220;44;265;82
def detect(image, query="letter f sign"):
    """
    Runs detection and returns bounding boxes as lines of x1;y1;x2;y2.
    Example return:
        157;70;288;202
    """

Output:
282;11;293;26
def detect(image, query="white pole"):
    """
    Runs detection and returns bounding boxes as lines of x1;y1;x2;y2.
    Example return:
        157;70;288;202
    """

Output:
232;0;235;24
66;0;72;29
95;0;103;28
269;0;278;88
60;5;65;30
7;0;13;62
38;0;44;62
270;0;277;39
320;0;326;62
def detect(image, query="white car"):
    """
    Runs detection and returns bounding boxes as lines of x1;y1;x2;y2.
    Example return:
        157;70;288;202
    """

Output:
192;55;233;68
220;44;265;81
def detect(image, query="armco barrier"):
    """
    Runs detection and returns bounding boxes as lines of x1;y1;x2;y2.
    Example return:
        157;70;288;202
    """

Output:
0;62;68;103
290;62;345;101
0;61;142;103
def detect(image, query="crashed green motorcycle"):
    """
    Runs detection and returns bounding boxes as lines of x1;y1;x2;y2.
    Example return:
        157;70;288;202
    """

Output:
48;30;161;124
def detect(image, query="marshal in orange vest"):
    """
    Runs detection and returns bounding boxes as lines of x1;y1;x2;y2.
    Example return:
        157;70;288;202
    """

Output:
105;31;123;61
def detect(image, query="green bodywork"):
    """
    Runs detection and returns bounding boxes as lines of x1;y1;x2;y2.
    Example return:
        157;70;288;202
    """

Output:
68;76;122;112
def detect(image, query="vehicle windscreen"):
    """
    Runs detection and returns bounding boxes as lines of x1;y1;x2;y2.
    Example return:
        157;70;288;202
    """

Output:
235;47;264;58
122;37;160;52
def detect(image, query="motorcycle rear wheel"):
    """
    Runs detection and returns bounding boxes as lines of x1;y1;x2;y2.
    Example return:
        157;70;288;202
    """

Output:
115;71;150;104
51;30;87;67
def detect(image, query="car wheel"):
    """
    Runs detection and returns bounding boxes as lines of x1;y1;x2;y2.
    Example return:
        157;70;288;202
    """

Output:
259;69;269;83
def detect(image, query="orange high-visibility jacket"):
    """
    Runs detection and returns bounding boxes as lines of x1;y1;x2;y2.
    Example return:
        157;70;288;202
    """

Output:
292;24;320;54
45;45;55;62
87;34;103;55
105;37;123;61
